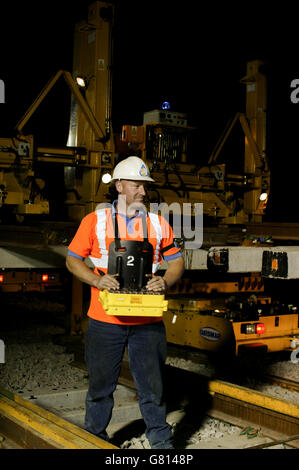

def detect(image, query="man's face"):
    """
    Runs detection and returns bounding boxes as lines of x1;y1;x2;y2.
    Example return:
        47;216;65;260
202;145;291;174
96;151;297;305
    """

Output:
115;179;147;214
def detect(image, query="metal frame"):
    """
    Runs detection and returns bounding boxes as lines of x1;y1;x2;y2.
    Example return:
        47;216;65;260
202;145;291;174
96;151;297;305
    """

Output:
16;70;105;142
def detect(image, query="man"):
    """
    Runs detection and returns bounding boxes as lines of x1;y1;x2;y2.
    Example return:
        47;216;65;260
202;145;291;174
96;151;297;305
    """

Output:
66;156;184;449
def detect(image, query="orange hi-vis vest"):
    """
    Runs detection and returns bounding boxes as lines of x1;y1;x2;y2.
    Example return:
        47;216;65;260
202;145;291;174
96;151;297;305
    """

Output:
67;206;182;325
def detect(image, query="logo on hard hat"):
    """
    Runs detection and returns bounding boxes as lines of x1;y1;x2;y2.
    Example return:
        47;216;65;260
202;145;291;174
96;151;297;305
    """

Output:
139;164;149;177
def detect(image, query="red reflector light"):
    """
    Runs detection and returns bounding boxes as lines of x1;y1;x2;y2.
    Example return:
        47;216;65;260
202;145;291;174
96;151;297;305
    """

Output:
241;323;266;334
42;274;49;282
0;274;3;282
256;323;265;334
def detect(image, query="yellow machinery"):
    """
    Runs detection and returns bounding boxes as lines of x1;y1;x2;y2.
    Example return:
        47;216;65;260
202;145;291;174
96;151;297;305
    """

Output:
0;1;298;357
0;2;268;226
162;296;299;356
0;1;115;222
121;59;270;224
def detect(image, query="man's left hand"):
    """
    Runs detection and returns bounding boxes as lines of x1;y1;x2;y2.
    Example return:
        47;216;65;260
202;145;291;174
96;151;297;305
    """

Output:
146;275;167;292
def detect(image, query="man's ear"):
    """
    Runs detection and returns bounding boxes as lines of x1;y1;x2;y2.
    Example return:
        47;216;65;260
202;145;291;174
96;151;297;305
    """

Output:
115;181;122;193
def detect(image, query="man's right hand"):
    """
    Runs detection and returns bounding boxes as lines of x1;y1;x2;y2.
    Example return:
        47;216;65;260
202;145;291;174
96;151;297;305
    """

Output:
66;255;120;291
93;273;120;291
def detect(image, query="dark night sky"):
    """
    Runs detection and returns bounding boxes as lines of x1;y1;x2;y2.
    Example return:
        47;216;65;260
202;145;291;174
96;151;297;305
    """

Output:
1;1;299;221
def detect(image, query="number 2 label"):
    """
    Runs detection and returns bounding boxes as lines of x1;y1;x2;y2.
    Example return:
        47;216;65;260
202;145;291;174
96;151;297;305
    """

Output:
127;255;134;266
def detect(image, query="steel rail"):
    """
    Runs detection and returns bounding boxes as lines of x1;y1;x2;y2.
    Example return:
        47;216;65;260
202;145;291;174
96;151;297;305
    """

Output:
264;374;299;393
207;379;299;419
246;433;299;449
208;380;299;448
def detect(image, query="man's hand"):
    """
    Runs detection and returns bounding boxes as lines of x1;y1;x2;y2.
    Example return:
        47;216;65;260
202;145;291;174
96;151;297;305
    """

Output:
66;255;120;291
93;273;120;291
146;275;167;292
146;257;185;293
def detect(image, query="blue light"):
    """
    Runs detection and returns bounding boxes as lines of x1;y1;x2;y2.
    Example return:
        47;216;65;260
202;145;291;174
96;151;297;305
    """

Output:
161;101;170;110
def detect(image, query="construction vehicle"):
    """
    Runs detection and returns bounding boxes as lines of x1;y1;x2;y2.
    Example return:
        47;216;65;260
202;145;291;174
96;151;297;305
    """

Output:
0;1;298;359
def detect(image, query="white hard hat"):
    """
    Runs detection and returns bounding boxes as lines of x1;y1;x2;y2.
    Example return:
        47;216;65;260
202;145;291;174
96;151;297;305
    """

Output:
111;156;155;182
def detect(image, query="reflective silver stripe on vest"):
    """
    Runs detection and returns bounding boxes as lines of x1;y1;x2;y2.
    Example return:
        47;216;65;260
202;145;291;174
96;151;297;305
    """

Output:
88;256;106;268
148;212;162;273
89;208;109;268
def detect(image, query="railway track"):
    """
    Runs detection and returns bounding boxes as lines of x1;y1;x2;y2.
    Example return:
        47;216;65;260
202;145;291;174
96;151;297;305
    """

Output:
1;360;299;450
1;330;298;450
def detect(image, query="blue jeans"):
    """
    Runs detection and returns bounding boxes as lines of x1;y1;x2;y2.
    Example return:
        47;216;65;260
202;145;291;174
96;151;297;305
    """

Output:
84;318;173;448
